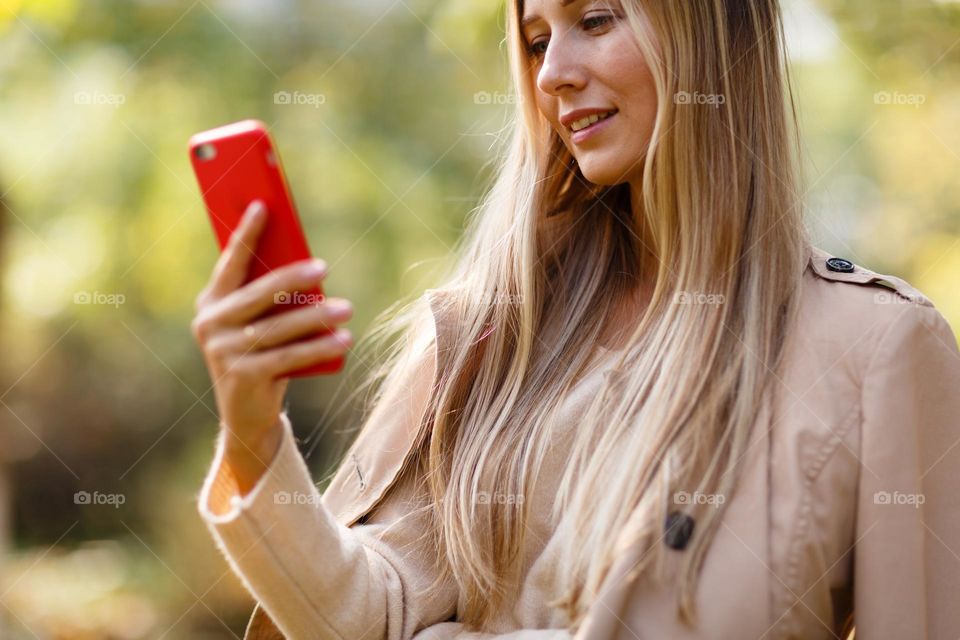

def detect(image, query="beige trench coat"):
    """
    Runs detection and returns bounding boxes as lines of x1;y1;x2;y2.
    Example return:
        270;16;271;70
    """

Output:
240;245;960;639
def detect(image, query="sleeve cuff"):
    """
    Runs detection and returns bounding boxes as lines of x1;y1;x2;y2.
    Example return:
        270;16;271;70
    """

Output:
197;412;301;523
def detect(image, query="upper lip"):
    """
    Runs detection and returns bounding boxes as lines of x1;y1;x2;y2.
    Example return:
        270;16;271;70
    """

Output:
560;107;618;129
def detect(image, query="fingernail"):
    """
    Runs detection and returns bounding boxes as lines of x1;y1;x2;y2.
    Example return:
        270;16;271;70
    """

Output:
328;299;352;315
247;200;265;218
308;259;327;275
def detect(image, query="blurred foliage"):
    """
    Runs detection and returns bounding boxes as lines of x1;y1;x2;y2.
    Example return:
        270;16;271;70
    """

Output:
786;0;960;325
0;0;957;637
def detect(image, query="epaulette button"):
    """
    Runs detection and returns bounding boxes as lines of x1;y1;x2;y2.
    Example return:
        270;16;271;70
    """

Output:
825;257;855;273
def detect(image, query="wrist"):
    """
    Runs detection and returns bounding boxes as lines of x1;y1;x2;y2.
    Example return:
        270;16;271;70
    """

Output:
222;417;285;494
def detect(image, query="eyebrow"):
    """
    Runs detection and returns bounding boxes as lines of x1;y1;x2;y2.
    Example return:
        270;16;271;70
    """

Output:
520;0;581;30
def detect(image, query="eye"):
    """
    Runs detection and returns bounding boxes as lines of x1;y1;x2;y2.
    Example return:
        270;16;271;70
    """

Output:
526;39;548;58
582;14;614;31
525;13;617;60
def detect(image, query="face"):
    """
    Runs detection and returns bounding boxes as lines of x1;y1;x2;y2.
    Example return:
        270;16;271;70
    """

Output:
520;0;658;186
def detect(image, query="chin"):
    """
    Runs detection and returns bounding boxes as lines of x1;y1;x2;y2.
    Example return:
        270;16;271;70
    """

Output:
577;157;639;186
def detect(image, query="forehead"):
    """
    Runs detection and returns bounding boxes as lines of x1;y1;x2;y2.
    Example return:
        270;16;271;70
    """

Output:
520;0;581;28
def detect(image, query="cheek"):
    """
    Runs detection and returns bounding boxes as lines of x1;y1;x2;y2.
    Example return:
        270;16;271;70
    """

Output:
534;94;568;147
534;92;556;126
597;38;657;138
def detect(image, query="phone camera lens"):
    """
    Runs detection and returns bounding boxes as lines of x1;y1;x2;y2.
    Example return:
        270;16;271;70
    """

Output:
194;143;217;161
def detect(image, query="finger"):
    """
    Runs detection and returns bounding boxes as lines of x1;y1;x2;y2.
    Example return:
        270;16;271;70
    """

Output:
242;298;353;351
208;200;268;298
253;328;352;378
210;258;328;327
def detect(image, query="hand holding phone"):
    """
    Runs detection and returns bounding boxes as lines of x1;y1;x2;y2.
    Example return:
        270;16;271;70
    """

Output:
191;200;354;494
188;119;347;378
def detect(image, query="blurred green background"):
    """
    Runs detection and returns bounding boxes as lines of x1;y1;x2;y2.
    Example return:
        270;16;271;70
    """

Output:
0;0;957;637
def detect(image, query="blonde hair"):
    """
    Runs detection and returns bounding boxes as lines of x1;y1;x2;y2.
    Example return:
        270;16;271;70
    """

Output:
343;0;810;632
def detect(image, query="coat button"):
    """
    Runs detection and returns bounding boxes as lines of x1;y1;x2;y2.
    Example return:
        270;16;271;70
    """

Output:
664;511;695;550
825;257;855;273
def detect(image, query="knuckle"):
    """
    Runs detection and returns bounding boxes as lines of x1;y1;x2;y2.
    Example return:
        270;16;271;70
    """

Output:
287;266;313;286
314;317;335;334
306;303;331;323
268;268;291;291
218;244;237;266
295;259;325;281
194;289;208;312
191;315;211;343
205;337;232;360
273;346;298;370
259;317;280;335
318;330;346;350
228;225;246;244
220;353;257;381
224;237;247;261
231;362;258;383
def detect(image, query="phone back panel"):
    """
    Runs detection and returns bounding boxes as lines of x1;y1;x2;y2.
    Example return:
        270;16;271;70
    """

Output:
189;119;344;376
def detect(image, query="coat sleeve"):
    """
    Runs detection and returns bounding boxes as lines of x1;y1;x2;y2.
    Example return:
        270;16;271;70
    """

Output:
196;340;460;640
854;302;960;638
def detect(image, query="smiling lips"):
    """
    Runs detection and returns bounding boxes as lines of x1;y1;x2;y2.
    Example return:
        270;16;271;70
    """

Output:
560;107;619;132
563;108;619;144
569;110;617;132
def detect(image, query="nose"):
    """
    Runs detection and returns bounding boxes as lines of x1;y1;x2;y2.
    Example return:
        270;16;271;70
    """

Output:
535;34;587;96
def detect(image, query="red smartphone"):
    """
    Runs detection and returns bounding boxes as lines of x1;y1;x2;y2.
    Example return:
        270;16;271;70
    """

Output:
188;119;345;378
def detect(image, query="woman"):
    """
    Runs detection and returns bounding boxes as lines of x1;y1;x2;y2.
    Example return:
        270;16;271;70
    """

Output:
192;1;960;638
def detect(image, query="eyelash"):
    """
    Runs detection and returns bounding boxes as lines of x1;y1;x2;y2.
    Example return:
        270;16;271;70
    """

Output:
525;14;615;59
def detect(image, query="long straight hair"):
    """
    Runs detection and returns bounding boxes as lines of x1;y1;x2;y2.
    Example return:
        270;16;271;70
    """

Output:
346;0;810;632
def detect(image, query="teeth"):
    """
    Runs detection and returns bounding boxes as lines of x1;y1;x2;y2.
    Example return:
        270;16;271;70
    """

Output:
570;110;615;132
